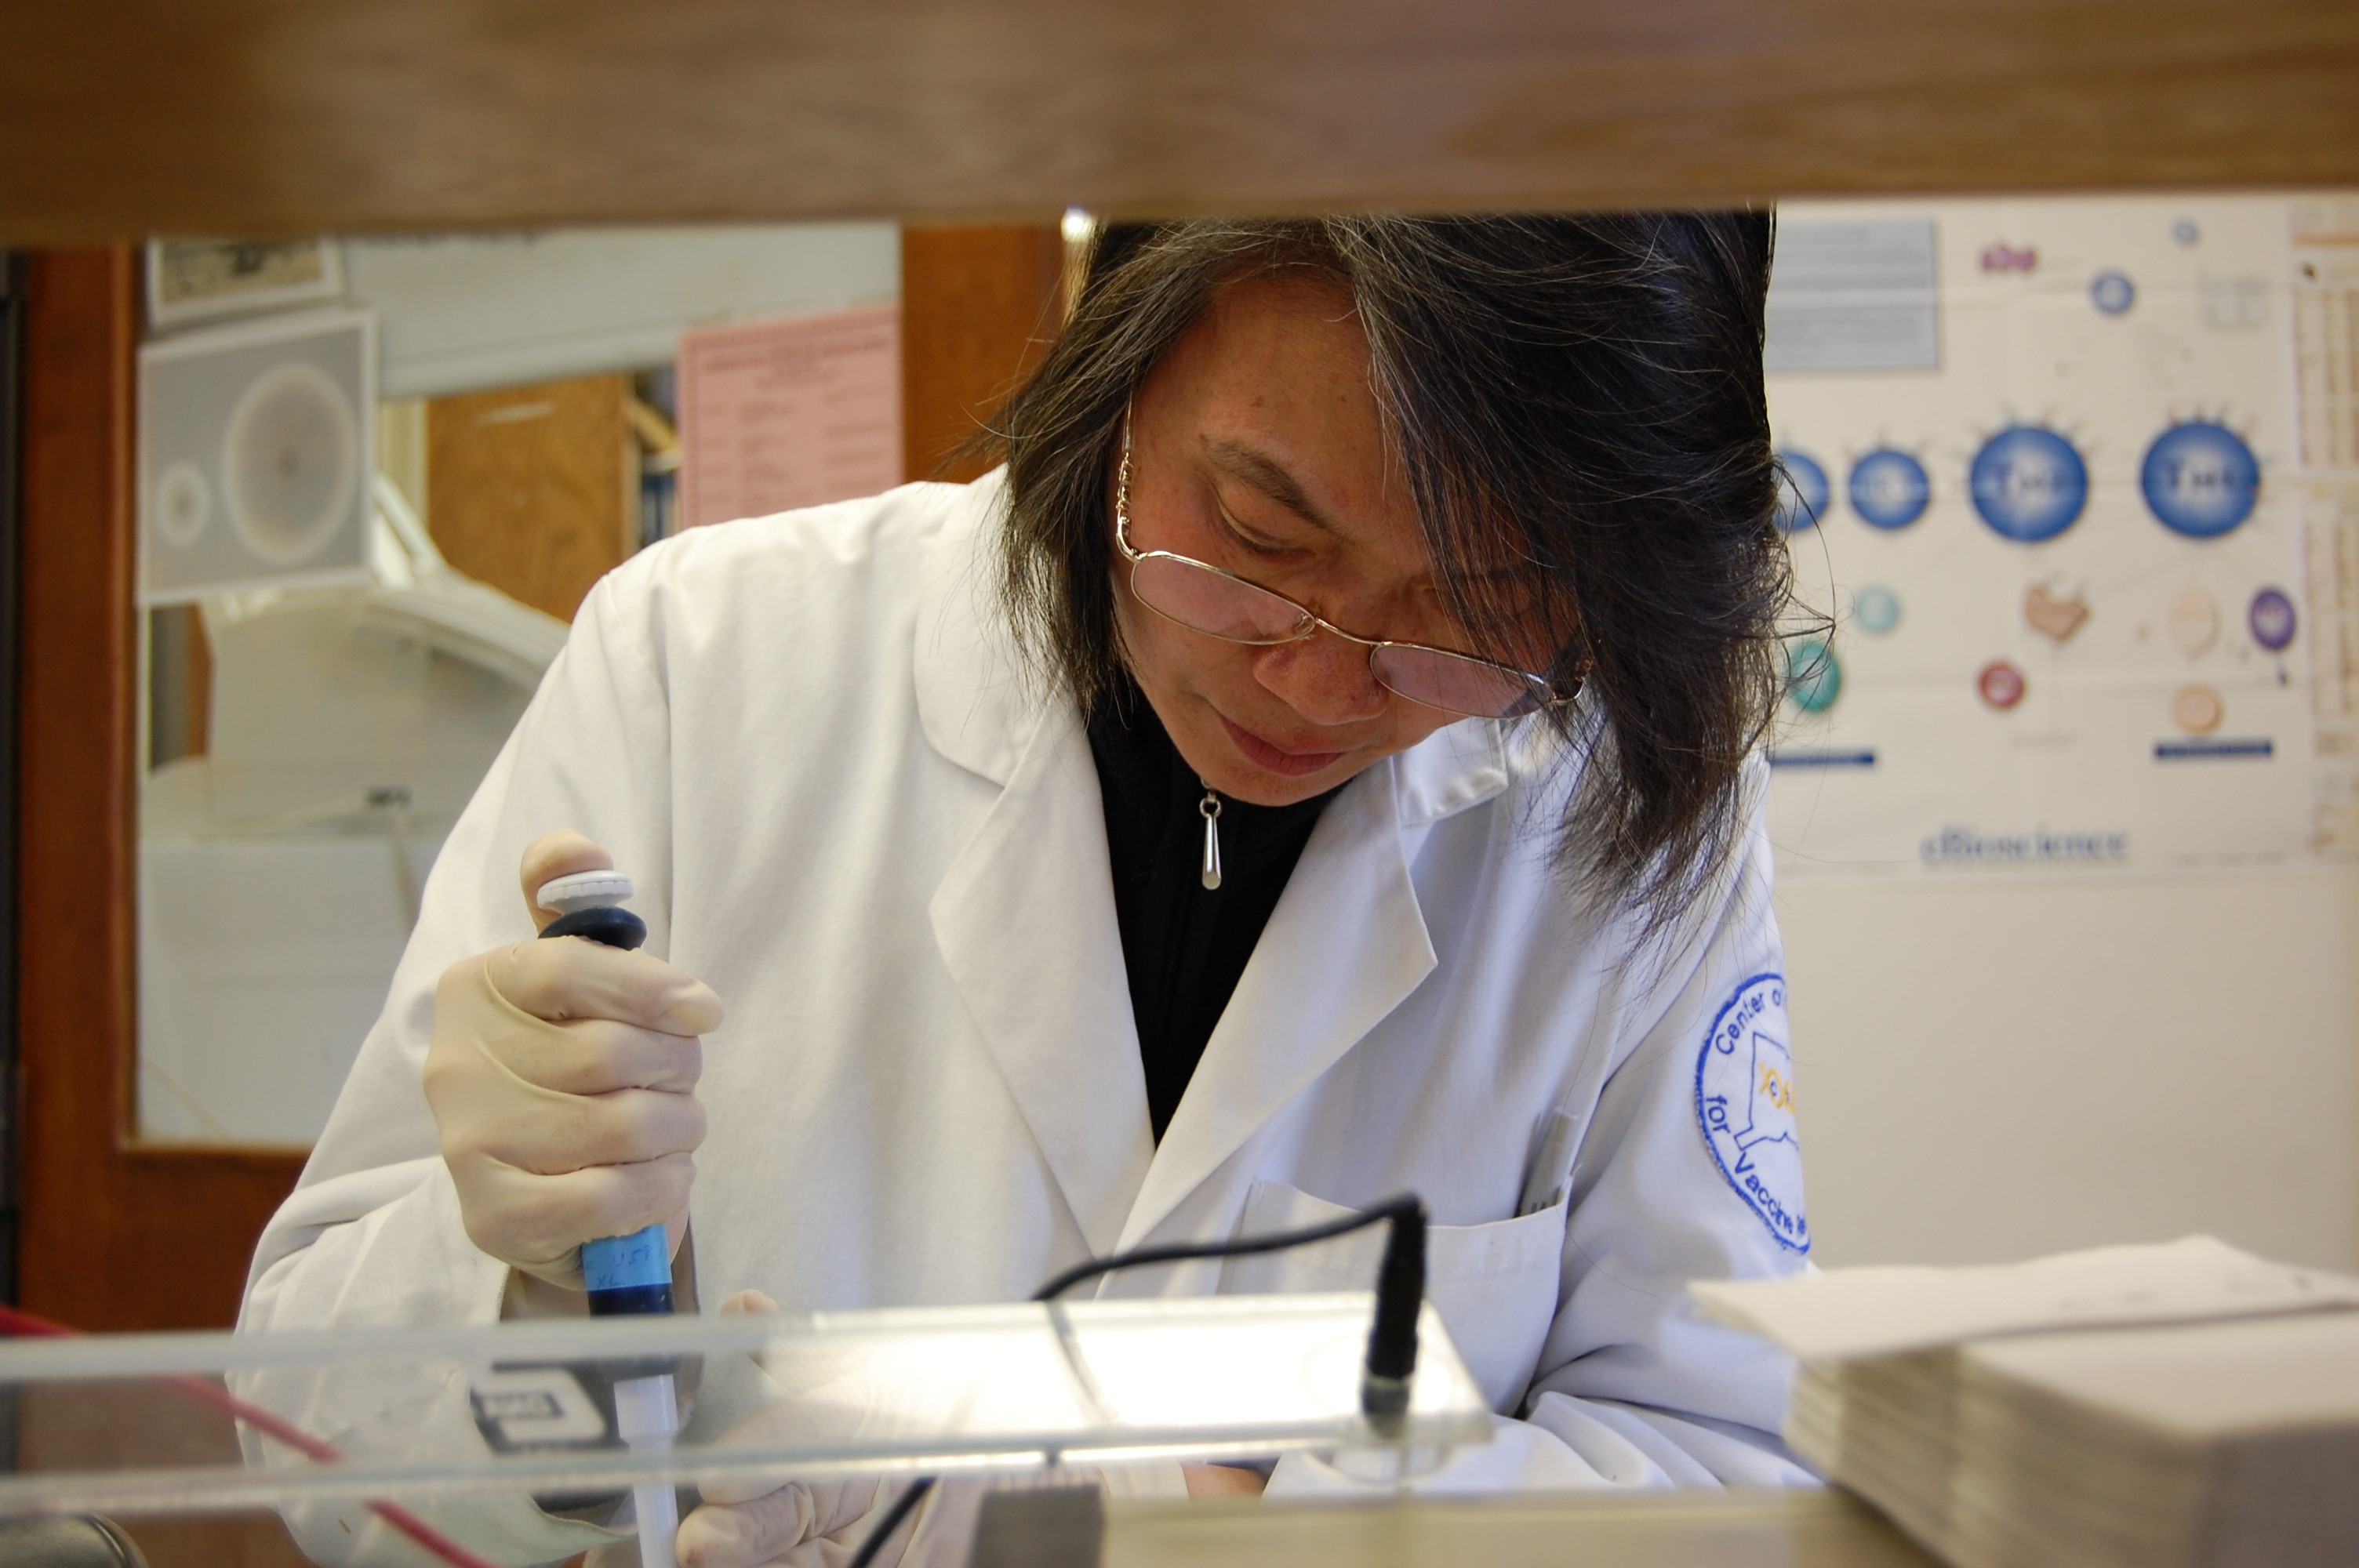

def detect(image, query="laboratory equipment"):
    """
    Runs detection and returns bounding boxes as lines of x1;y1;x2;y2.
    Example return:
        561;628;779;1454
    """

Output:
535;867;675;1568
138;310;377;606
0;1298;1493;1532
842;1194;1432;1566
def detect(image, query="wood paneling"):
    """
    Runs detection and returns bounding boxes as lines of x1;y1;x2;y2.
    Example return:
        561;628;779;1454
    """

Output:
1;2;2356;242
902;225;1064;483
14;250;301;1331
427;373;636;622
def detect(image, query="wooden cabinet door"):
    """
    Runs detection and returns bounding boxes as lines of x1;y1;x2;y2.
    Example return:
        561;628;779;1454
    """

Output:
16;249;303;1332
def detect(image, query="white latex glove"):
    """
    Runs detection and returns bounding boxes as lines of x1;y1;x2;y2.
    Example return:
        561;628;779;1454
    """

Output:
423;830;725;1290
676;1290;907;1568
677;1469;899;1568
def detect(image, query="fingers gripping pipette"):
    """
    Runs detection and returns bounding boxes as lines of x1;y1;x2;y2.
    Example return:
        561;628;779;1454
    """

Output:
538;869;680;1568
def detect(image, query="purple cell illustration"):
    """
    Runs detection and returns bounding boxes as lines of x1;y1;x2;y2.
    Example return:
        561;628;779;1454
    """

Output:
2249;587;2297;652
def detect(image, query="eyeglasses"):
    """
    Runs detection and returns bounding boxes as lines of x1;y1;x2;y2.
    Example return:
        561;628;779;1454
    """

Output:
1113;416;1576;720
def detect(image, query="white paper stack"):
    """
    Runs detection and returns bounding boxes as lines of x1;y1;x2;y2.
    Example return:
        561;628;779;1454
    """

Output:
1693;1238;2359;1568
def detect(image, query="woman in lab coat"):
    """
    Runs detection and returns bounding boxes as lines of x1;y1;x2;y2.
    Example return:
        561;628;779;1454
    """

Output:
244;216;1816;1566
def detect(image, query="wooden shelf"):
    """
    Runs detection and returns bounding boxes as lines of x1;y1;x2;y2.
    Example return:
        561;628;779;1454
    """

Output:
3;0;2356;241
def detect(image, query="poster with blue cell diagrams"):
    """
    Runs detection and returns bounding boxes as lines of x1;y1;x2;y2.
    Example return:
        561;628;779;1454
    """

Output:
1761;194;2359;879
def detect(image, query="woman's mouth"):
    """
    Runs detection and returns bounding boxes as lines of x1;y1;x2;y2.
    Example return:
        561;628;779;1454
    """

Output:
1218;713;1350;777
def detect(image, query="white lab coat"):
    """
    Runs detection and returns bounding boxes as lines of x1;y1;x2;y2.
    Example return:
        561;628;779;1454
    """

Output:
242;471;1816;1565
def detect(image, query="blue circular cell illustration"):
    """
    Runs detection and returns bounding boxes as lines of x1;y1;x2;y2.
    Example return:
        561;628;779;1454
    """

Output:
2249;587;2297;652
1969;426;2089;543
1786;638;1842;713
1774;450;1830;534
2141;421;2260;539
1848;449;1931;530
2090;270;2137;315
2172;219;2200;248
1852;586;1901;635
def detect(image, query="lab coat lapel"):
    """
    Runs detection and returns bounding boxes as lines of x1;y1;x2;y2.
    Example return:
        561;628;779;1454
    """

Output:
911;480;1510;1256
911;470;1029;786
1117;761;1440;1250
929;707;1154;1258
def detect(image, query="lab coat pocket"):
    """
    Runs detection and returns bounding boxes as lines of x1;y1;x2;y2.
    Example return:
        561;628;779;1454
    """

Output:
1222;1178;1568;1414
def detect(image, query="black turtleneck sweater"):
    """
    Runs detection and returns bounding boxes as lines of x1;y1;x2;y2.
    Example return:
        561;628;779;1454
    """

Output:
1087;684;1341;1141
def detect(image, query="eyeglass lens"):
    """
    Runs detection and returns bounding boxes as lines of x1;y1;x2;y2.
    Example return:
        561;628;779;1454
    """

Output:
1129;553;1550;719
1129;554;1311;643
1370;644;1549;718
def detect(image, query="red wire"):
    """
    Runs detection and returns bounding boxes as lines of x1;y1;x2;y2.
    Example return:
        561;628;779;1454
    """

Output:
0;1301;503;1568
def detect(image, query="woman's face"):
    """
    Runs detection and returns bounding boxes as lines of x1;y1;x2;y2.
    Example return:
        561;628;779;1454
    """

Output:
1113;273;1486;808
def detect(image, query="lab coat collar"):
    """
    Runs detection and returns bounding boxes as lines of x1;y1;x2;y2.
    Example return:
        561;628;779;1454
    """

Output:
928;702;1156;1257
913;470;1034;788
917;470;1514;1251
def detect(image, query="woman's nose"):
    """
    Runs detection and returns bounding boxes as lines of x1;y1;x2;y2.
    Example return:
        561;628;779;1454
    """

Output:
1251;631;1390;726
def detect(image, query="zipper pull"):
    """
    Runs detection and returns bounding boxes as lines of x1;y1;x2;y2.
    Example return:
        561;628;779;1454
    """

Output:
1198;784;1223;891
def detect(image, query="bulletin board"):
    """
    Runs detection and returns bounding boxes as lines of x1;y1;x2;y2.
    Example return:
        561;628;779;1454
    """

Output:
1762;193;2359;878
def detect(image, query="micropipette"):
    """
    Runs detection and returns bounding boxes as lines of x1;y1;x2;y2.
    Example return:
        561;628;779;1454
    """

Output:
537;868;679;1568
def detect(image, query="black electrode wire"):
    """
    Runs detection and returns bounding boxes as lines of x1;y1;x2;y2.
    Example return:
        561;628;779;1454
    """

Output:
844;1195;1430;1568
844;1477;932;1568
1030;1194;1425;1305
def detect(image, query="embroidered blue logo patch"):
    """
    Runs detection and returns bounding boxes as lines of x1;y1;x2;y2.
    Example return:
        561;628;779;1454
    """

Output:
1696;972;1808;1253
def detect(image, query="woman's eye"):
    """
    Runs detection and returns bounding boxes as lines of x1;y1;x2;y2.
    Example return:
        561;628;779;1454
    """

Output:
1216;508;1292;557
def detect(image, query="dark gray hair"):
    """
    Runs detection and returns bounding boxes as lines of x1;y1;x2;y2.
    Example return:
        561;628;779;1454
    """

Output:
987;215;1789;926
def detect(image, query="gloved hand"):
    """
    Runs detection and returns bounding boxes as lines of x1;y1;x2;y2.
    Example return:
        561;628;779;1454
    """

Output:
678;1465;897;1568
423;830;725;1289
676;1291;913;1568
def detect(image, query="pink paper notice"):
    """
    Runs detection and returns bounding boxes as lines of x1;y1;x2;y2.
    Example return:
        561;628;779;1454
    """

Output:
677;302;903;529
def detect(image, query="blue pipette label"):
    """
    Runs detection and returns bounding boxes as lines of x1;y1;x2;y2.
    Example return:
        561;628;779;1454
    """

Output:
583;1225;671;1294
